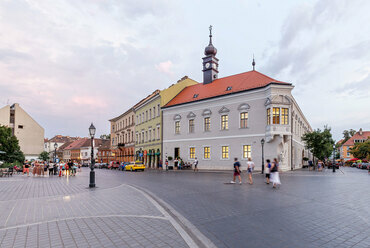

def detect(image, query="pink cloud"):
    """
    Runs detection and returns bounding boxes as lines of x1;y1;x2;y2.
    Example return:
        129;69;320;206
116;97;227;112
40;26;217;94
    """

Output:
155;60;173;76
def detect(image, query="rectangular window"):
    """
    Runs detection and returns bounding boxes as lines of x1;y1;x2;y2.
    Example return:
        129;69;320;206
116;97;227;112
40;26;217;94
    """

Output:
222;146;229;159
204;117;210;131
175;121;180;134
281;108;289;125
221;115;228;130
267;108;271;125
18;125;23;129
153;107;156;118
189;147;195;159
272;107;280;124
189;119;194;133
243;145;251;159
240;112;248;128
157;127;160;140
158;104;160;116
204;147;210;159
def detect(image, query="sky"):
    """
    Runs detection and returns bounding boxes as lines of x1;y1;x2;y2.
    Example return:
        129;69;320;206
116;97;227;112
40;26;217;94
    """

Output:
0;0;369;141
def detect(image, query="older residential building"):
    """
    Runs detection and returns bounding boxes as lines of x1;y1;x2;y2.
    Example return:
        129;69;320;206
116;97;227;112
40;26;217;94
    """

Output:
44;135;79;160
134;77;198;168
63;138;87;162
80;138;103;164
109;108;136;163
161;30;312;171
97;140;112;163
340;128;369;161
0;103;44;160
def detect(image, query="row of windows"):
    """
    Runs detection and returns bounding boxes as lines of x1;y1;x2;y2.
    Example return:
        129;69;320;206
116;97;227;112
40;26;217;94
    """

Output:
112;131;134;146
136;104;161;125
187;145;251;159
267;107;289;125
175;113;249;134
113;115;134;132
136;126;161;144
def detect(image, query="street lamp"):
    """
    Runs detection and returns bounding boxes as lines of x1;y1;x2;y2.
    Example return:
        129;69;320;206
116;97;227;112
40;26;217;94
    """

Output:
261;138;265;174
54;142;58;163
89;123;96;188
332;144;336;173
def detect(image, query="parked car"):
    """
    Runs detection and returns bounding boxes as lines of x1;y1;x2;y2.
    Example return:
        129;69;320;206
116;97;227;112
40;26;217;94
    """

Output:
82;162;90;167
125;161;145;171
360;163;369;169
351;162;357;167
327;163;339;169
94;163;101;168
108;161;120;170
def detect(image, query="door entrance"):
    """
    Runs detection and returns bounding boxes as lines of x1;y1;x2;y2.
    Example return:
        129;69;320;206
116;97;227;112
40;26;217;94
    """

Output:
174;147;180;159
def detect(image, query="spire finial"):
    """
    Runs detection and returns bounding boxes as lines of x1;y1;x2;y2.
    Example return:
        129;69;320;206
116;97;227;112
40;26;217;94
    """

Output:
252;54;256;71
209;25;213;44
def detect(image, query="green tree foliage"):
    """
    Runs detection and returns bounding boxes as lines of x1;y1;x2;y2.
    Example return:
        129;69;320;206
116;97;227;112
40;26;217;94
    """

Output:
302;125;335;160
0;125;25;163
100;134;111;140
349;140;370;160
342;129;356;144
38;151;49;161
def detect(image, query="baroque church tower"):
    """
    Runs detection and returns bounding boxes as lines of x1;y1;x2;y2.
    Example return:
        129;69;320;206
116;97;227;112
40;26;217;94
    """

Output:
202;26;219;84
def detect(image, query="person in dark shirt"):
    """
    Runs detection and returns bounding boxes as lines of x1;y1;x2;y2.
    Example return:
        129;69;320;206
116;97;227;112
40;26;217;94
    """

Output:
231;158;242;184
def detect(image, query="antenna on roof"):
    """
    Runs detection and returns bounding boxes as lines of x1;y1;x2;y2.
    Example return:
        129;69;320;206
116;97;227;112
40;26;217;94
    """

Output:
252;54;256;71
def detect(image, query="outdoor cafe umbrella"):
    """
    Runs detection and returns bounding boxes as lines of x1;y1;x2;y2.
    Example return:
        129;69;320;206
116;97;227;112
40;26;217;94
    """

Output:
348;158;359;161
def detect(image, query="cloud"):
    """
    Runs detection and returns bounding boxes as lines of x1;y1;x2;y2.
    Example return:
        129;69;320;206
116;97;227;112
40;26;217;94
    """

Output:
155;60;174;76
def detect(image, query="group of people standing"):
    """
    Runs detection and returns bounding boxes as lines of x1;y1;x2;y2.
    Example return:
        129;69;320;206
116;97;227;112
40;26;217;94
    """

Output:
22;160;80;177
231;157;281;188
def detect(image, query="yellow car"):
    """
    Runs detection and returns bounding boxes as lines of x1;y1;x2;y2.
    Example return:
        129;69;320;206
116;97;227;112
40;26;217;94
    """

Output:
125;161;145;171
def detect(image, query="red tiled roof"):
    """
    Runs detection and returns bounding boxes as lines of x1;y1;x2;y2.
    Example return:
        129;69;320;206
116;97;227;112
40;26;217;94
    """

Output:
164;70;290;108
342;131;370;146
64;138;88;150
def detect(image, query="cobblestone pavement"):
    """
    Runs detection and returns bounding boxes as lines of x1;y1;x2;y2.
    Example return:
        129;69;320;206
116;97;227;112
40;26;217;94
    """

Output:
1;167;369;248
0;171;195;248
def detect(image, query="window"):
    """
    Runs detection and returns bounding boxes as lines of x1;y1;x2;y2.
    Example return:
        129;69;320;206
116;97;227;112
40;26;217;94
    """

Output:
149;109;152;120
267;108;271;125
221;115;228;130
153;129;156;140
189;147;195;159
158;104;160;116
240;112;248;128
149;130;151;141
204;147;210;159
153;107;156;118
189;119;194;133
146;111;148;121
272;107;280;124
175;121;180;134
157;127;160;140
18;125;23;129
281;108;289;125
204;117;210;131
226;86;232;91
222;146;229;159
193;94;198;98
243;145;251;159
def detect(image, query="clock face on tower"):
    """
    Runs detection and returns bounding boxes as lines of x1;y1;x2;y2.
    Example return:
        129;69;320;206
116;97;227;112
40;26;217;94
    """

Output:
212;63;217;69
205;63;210;69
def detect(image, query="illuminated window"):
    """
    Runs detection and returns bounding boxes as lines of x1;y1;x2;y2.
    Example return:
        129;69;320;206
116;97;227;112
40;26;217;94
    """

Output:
221;115;228;130
240;112;248;128
204;147;210;159
243;145;251;159
267;108;271;125
189;119;194;133
281;108;289;125
175;121;180;134
204;117;210;131
273;107;280;124
222;146;229;159
189;147;195;159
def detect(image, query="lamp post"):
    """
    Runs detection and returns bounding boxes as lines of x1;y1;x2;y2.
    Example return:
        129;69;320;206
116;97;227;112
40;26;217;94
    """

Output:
261;138;265;174
54;142;58;163
89;123;96;188
332;144;336;173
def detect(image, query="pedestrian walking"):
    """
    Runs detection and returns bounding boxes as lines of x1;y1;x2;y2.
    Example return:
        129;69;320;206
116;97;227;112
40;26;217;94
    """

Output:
318;160;323;172
270;158;281;188
165;158;168;171
246;157;255;184
231;158;242;184
24;162;30;176
193;157;198;172
265;159;271;184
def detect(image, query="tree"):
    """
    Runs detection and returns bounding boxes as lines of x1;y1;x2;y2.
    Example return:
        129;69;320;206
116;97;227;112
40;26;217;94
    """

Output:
38;151;49;161
0;125;25;163
342;129;356;144
100;134;111;140
349;140;370;160
302;125;335;161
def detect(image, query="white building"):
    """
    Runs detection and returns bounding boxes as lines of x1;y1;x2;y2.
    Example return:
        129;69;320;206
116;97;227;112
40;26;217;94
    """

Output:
161;30;312;171
0;103;44;160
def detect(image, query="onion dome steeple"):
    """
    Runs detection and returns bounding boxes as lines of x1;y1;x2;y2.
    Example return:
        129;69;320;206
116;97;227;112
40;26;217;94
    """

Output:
204;25;217;56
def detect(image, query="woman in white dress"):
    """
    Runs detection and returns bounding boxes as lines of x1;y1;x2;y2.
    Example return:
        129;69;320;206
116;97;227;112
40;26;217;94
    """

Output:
270;158;281;188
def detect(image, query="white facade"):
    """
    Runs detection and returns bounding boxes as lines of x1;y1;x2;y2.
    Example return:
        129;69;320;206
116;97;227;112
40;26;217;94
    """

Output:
162;84;312;171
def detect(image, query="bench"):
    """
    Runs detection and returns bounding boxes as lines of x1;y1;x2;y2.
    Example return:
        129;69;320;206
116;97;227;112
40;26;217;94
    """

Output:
0;168;13;177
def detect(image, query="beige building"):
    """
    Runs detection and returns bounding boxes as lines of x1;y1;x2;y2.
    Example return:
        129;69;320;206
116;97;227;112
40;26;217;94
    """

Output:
0;103;44;160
